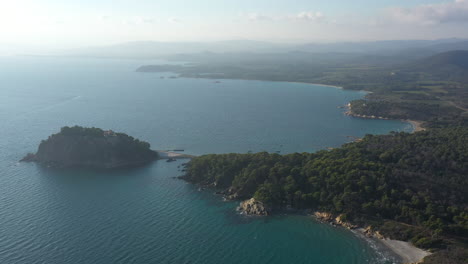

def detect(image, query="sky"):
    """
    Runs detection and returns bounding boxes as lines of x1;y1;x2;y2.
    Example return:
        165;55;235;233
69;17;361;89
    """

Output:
1;0;468;48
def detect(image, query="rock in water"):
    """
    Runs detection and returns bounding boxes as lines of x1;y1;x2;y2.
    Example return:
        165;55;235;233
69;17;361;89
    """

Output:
20;153;36;162
21;126;158;169
238;198;270;216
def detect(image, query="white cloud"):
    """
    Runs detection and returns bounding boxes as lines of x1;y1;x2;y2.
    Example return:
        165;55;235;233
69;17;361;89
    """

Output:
168;17;180;23
385;0;468;25
244;11;326;23
121;16;156;26
246;13;272;21
136;17;155;24
294;11;325;22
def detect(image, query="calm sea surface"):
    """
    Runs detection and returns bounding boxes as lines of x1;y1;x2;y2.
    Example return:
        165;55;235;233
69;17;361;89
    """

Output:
0;56;411;264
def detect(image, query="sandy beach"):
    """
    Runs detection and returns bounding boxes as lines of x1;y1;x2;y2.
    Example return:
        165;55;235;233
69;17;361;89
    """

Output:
378;238;431;264
354;228;431;264
308;83;343;89
406;120;426;133
156;151;195;160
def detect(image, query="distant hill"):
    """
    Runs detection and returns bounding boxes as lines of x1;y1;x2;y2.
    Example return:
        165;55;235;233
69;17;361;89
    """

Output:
63;40;288;58
417;50;468;69
407;50;468;82
425;41;468;53
60;38;468;59
295;39;465;54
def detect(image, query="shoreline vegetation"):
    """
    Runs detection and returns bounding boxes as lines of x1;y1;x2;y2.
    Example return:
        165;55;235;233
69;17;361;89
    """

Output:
325;96;430;263
344;102;426;133
181;128;468;264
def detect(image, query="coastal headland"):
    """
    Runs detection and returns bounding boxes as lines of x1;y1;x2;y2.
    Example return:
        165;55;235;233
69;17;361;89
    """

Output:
181;127;467;264
344;103;426;133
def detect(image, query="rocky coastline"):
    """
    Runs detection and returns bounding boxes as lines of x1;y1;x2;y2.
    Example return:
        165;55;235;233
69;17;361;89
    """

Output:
313;212;359;230
312;211;431;264
344;103;425;133
209;190;432;264
186;179;432;264
344;103;390;120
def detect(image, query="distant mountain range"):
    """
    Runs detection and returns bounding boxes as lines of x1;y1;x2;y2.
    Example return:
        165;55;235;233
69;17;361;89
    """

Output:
407;50;468;82
294;39;468;54
417;50;468;69
62;40;285;58
61;38;468;59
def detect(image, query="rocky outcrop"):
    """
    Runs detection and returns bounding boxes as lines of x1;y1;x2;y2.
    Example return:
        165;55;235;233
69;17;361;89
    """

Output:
22;126;158;169
20;153;36;162
362;226;385;239
313;212;357;229
314;212;334;222
335;214;358;229
212;187;243;200
237;198;270;216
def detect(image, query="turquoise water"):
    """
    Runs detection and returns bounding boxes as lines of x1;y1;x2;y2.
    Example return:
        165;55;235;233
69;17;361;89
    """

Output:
0;56;410;264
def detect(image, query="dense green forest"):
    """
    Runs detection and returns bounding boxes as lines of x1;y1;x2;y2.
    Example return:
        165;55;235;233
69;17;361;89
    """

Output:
349;99;465;122
58;126;152;150
26;126;158;169
183;128;468;262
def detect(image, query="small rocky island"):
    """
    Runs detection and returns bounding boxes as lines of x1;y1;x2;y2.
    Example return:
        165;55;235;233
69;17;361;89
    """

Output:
22;126;158;169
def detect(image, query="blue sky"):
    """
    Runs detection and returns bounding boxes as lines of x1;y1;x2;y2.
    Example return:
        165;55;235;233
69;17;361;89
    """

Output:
1;0;468;47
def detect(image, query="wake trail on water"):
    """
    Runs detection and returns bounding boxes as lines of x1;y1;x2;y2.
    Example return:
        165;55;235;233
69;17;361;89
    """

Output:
17;95;82;117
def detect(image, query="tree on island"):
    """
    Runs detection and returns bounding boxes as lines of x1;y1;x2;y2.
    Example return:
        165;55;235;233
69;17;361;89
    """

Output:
22;126;158;169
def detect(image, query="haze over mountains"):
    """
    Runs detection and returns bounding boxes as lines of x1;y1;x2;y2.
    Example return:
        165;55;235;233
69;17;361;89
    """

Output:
61;38;468;59
409;50;468;83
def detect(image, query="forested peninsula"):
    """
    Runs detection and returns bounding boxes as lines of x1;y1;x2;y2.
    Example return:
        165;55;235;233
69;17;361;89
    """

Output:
139;49;468;263
182;128;468;263
22;126;158;169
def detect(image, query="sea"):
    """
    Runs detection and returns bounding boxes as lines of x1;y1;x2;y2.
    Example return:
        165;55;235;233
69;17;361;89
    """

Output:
0;56;412;264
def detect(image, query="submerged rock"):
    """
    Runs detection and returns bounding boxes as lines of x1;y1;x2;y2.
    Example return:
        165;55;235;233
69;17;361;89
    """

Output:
20;153;36;162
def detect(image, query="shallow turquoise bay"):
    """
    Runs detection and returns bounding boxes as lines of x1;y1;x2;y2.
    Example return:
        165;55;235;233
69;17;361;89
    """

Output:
0;57;410;263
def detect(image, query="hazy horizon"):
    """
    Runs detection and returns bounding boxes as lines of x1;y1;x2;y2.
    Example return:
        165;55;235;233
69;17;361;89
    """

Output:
2;0;468;51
